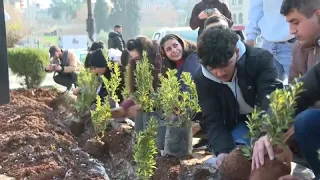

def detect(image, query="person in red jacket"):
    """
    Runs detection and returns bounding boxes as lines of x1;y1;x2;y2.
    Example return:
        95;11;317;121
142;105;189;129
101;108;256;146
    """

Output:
189;0;232;36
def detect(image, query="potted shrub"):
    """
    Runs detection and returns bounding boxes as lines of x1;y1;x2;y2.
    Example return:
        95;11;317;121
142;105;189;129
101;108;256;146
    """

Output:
220;81;303;180
249;81;304;180
74;67;99;114
85;61;122;157
220;108;264;180
132;51;156;133
158;69;201;157
133;116;158;180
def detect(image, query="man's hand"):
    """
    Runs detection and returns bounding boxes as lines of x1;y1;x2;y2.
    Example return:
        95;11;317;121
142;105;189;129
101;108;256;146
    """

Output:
54;65;62;72
278;175;300;180
73;88;80;96
211;9;222;17
216;153;228;169
246;40;256;46
126;104;141;119
252;135;274;170
198;11;208;20
45;65;55;72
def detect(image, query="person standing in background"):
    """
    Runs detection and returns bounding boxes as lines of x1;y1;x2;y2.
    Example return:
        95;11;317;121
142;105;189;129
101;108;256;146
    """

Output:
189;0;232;36
108;25;126;52
246;0;295;81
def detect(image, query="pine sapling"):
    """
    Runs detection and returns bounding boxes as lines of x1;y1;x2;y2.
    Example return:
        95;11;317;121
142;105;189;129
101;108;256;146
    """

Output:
74;67;99;113
133;51;155;112
158;69;201;127
133;116;158;180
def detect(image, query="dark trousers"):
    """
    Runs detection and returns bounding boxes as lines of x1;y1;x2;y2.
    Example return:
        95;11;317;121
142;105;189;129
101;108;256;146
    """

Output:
53;72;78;90
295;109;320;178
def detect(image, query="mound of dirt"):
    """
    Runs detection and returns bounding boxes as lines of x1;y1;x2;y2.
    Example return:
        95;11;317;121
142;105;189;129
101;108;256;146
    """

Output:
0;88;108;179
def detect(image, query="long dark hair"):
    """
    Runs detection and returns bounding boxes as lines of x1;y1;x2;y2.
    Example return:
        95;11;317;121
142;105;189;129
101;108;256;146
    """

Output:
160;34;197;69
126;36;163;93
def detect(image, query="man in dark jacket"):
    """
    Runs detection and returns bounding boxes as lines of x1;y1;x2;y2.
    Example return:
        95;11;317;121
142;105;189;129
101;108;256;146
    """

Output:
252;0;320;179
195;28;283;168
108;25;125;51
189;0;232;36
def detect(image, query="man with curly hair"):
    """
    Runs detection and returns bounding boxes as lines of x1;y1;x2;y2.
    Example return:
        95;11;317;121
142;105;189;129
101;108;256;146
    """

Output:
194;28;283;168
253;0;320;179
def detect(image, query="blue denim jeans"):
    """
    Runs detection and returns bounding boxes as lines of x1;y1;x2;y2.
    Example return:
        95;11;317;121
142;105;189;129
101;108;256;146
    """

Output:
232;121;251;145
295;109;320;178
262;39;293;84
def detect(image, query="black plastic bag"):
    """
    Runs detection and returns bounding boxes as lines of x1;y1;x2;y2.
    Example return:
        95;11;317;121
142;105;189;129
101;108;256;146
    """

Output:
164;124;192;157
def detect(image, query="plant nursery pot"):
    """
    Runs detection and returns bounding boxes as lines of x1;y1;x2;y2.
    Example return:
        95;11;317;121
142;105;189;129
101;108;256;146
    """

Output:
142;111;155;129
156;119;166;150
164;124;192;157
249;158;291;180
134;111;144;134
219;147;251;180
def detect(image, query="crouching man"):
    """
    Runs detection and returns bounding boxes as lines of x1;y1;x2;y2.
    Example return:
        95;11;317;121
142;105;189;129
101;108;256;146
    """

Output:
45;46;82;92
194;28;283;168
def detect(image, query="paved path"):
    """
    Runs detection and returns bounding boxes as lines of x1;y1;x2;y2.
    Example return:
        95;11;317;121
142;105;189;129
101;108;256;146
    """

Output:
8;68;65;91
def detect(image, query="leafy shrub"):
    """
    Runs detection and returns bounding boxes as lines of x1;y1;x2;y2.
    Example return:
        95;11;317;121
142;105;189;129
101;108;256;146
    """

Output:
241;80;304;160
8;48;50;88
133;116;158;180
91;95;112;139
100;61;122;103
90;58;122;139
74;68;99;113
133;51;155;112
158;69;201;127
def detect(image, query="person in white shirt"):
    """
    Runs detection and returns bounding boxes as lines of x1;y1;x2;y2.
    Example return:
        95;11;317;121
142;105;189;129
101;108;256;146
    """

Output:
246;0;295;81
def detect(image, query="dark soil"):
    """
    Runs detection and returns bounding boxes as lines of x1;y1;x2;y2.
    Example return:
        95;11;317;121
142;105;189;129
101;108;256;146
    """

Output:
0;88;197;180
219;147;251;180
152;156;183;180
249;158;291;180
0;88;105;179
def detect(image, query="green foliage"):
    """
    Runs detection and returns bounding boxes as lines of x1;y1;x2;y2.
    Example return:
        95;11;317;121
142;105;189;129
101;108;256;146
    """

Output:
133;51;155;112
241;145;253;160
91;95;112;139
246;107;265;143
241;107;266;159
74;68;99;113
94;0;112;33
266;80;304;146
51;0;85;19
158;69;201;127
109;0;140;39
133;116;158;180
8;48;50;89
6;23;26;48
100;61;122;103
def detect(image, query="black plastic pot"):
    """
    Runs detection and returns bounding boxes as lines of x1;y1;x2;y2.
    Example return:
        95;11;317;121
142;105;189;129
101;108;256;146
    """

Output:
135;111;144;134
164;123;192;157
156;119;166;150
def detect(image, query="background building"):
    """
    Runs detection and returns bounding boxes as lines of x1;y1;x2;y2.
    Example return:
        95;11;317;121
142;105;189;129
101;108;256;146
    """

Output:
228;0;249;26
